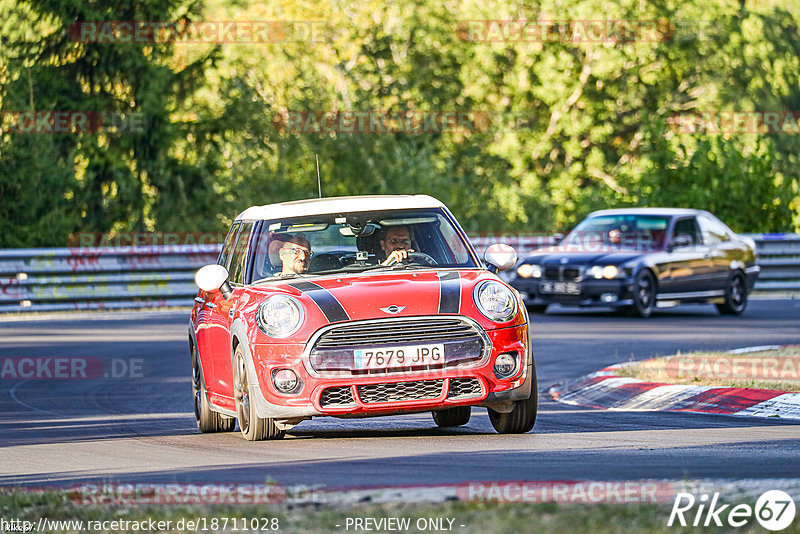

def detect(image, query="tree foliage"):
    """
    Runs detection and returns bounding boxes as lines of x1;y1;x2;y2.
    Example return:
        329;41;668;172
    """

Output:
1;0;798;247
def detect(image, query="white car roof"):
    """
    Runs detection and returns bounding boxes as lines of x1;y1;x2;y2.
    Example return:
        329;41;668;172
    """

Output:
236;195;445;221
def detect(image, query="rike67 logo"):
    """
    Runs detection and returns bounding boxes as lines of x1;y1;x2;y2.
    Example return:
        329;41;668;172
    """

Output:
669;490;796;531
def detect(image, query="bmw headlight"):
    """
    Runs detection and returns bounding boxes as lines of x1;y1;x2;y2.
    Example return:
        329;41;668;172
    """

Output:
588;265;620;279
517;263;542;279
474;281;518;322
257;295;304;338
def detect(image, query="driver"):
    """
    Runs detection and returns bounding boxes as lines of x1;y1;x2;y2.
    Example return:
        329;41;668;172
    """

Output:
277;233;312;275
380;226;414;265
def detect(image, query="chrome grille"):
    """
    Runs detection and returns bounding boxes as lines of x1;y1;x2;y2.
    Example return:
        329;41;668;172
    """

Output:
314;318;479;348
448;378;483;399
357;379;444;404
320;386;355;408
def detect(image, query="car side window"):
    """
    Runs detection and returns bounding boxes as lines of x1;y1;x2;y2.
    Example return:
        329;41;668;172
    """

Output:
698;214;731;245
671;217;702;247
218;222;240;270
229;222;255;285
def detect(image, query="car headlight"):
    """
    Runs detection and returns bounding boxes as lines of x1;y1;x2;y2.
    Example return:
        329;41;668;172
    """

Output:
588;265;619;279
257;295;304;338
602;265;619;279
517;264;542;278
474;281;518;322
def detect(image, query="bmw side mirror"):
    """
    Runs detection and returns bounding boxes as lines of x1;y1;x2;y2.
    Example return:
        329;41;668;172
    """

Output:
551;233;564;245
195;264;233;300
484;244;517;273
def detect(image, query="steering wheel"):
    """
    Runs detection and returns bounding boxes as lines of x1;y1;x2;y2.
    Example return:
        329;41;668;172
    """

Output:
385;251;438;267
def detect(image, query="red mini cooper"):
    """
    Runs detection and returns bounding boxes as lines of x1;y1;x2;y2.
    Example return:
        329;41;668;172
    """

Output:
189;195;536;440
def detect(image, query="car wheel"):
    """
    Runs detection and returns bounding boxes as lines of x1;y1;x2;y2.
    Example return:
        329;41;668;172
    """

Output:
191;341;235;433
432;406;471;427
233;345;285;441
488;360;538;435
527;305;548;314
716;271;748;315
488;390;538;434
629;270;656;318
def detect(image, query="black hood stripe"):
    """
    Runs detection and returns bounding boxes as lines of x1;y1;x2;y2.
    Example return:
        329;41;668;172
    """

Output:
286;281;349;323
438;272;461;314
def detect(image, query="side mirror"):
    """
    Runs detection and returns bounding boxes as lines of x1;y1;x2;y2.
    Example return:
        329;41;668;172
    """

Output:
195;264;233;300
484;244;517;273
551;233;564;245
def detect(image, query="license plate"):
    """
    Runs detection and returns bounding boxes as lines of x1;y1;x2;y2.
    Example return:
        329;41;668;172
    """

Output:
540;281;582;295
354;344;445;370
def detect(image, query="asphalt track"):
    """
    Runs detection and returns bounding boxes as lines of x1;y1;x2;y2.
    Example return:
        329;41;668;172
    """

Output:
1;299;799;488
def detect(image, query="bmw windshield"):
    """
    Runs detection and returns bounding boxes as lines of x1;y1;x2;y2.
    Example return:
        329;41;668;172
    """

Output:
564;214;670;252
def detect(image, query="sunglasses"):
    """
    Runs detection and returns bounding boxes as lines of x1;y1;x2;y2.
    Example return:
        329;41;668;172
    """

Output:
284;246;313;259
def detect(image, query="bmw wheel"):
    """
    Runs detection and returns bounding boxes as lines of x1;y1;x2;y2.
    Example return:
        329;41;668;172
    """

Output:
629;270;656;318
717;272;747;315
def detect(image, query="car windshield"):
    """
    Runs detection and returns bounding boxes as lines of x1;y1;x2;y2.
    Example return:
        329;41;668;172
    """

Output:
564;214;669;252
248;208;476;282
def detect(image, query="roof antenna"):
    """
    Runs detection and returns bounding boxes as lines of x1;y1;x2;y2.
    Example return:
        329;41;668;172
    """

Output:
315;153;322;198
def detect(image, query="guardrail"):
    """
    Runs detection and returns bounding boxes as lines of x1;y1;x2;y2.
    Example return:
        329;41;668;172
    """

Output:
0;235;797;313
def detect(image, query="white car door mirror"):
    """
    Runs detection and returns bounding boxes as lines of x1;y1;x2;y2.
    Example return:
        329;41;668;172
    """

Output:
195;264;233;300
484;244;518;273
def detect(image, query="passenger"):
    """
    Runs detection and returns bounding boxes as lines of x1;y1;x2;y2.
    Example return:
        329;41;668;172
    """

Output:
278;234;312;275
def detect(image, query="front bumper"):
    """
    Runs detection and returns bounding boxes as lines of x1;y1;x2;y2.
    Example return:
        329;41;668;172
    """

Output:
245;322;533;420
511;277;635;308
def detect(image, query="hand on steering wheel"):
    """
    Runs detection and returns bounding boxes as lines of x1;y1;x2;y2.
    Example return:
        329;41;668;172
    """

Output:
383;250;438;266
382;248;414;266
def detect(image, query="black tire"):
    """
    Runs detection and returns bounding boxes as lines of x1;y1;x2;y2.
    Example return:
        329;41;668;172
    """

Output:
233;345;285;441
629;269;656;318
488;364;538;434
191;340;235;433
527;305;548;314
716;271;748;315
489;391;538;434
432;406;471;427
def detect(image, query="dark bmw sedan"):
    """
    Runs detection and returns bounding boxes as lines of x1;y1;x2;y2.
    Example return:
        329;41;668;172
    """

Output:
510;208;759;317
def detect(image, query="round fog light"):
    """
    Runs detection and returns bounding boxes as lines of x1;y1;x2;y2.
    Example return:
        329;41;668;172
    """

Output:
272;369;299;393
494;353;517;378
